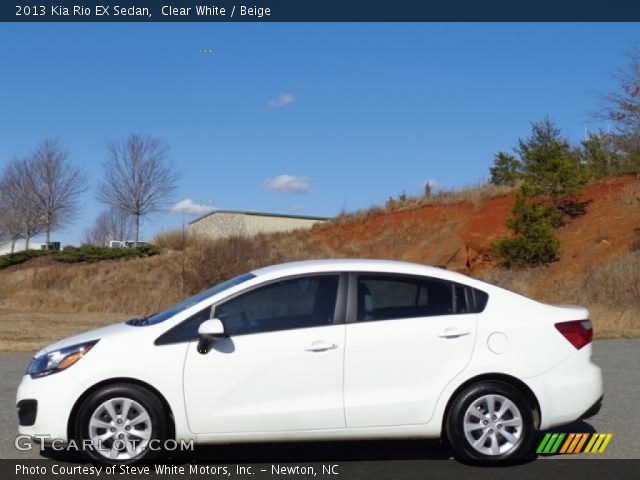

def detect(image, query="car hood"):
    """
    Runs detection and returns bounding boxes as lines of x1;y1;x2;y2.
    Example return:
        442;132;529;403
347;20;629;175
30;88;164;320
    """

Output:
33;322;133;358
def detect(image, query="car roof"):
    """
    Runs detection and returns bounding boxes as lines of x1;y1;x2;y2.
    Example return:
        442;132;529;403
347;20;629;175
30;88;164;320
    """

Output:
251;258;485;287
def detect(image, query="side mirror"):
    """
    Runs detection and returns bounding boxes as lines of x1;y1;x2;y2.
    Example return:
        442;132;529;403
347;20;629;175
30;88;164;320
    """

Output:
197;319;225;354
198;318;225;339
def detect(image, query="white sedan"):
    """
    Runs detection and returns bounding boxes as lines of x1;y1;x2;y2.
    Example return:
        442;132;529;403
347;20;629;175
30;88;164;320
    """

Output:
17;259;603;464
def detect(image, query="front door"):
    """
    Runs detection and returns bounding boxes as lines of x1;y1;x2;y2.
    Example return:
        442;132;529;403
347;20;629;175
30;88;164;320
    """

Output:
183;274;346;434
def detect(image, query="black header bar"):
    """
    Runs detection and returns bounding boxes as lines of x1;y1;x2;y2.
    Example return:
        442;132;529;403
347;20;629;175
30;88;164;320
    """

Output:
3;0;640;22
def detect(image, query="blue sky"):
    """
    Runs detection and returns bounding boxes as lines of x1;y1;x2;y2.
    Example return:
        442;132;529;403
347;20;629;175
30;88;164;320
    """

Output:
1;23;638;245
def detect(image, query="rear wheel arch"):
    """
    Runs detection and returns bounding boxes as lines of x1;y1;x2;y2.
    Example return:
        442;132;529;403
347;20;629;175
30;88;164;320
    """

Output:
441;373;541;438
67;377;176;442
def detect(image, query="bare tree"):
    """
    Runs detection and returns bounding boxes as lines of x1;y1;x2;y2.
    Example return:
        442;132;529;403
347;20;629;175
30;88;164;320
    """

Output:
21;139;87;245
1;158;44;252
83;208;133;246
97;134;181;244
598;44;640;170
0;212;24;253
1;158;44;249
600;44;640;131
0;184;24;253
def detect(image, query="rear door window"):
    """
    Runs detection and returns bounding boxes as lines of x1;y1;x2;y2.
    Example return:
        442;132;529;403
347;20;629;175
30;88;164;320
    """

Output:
356;274;466;321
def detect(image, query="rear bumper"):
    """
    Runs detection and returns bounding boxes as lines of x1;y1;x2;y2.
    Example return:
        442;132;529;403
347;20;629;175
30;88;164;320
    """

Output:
579;395;603;421
524;345;603;430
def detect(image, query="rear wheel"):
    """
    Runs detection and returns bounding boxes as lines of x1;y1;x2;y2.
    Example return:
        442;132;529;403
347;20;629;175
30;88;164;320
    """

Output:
74;383;168;464
446;381;535;463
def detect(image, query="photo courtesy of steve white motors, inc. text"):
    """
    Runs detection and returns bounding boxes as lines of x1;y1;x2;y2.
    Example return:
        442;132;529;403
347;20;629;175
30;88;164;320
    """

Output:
15;4;272;19
15;464;340;476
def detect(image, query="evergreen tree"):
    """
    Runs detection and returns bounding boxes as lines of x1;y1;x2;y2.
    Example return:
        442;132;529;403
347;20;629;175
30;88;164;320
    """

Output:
489;152;522;186
581;132;620;179
492;192;560;267
518;117;589;226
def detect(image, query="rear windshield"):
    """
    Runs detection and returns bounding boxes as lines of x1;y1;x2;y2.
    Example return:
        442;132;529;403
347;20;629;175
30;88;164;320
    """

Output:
141;273;256;325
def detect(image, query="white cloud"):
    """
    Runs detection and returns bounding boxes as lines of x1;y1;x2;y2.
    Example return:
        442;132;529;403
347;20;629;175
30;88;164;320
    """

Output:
170;198;215;216
264;175;310;194
291;205;304;212
267;93;295;109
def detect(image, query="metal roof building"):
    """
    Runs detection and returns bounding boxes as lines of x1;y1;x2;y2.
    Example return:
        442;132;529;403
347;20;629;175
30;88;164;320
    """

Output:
188;210;330;239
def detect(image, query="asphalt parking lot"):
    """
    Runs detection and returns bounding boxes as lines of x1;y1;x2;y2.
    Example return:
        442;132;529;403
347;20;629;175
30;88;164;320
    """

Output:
1;339;638;472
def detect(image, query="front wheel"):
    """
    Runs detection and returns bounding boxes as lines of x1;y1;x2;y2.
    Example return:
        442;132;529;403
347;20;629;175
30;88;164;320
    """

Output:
74;383;168;464
445;381;535;463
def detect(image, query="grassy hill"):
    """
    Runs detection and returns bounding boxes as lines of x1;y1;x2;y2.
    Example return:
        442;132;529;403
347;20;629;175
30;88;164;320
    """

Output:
1;174;638;351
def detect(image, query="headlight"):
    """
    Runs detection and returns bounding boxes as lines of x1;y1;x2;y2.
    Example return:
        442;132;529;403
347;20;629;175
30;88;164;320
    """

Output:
26;340;99;378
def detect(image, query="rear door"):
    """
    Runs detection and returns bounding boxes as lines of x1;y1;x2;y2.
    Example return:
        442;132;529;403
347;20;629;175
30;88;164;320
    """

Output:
343;273;477;427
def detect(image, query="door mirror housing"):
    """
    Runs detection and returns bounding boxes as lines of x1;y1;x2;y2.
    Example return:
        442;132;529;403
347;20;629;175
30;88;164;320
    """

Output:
198;318;225;339
197;318;226;355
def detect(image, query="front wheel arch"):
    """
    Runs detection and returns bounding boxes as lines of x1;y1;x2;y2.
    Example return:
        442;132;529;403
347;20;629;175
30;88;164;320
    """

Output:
67;377;175;443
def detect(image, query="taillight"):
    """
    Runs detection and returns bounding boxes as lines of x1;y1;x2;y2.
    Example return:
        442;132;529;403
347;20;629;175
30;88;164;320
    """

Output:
555;320;593;349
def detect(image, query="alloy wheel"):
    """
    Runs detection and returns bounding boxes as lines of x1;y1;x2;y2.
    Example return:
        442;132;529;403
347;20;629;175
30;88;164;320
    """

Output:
88;397;152;460
462;394;524;456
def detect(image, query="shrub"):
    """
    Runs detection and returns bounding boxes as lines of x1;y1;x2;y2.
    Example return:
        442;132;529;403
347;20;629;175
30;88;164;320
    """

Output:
183;235;282;294
0;249;54;269
492;193;560;267
54;244;161;263
153;229;193;251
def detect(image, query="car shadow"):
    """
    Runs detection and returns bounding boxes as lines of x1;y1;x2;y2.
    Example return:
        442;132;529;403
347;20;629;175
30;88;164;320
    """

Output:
41;423;595;466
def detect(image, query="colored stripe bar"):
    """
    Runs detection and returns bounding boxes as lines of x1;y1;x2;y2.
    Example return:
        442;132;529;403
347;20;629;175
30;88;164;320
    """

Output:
598;434;613;453
574;433;589;453
584;433;599;453
559;433;575;454
543;433;559;453
550;433;566;453
566;433;583;454
590;434;607;453
537;433;552;454
538;432;612;455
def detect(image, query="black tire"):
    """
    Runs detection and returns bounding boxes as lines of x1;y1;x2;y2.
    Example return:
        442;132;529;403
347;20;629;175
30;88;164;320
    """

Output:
74;383;168;465
445;381;535;464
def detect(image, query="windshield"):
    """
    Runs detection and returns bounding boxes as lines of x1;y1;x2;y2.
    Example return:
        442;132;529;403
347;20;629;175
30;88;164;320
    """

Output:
140;273;256;325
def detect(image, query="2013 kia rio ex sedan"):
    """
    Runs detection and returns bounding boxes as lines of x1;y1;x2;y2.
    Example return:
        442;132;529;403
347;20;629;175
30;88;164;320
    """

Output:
17;259;603;464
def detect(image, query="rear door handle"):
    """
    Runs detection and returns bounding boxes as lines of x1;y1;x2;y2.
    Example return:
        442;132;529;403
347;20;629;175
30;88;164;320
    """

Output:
438;328;470;338
305;341;338;352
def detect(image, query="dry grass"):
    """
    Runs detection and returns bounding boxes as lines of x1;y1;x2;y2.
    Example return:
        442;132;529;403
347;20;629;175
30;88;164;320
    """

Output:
333;182;516;225
476;252;640;338
475;266;548;299
0;308;127;352
579;251;640;308
0;254;183;315
153;228;192;251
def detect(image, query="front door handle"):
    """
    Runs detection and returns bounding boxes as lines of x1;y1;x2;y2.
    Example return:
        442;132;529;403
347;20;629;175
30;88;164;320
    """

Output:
305;341;338;352
438;328;471;338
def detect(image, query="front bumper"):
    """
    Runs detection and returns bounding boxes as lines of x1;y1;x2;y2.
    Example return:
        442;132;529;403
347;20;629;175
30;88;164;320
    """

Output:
16;372;83;442
17;399;37;426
